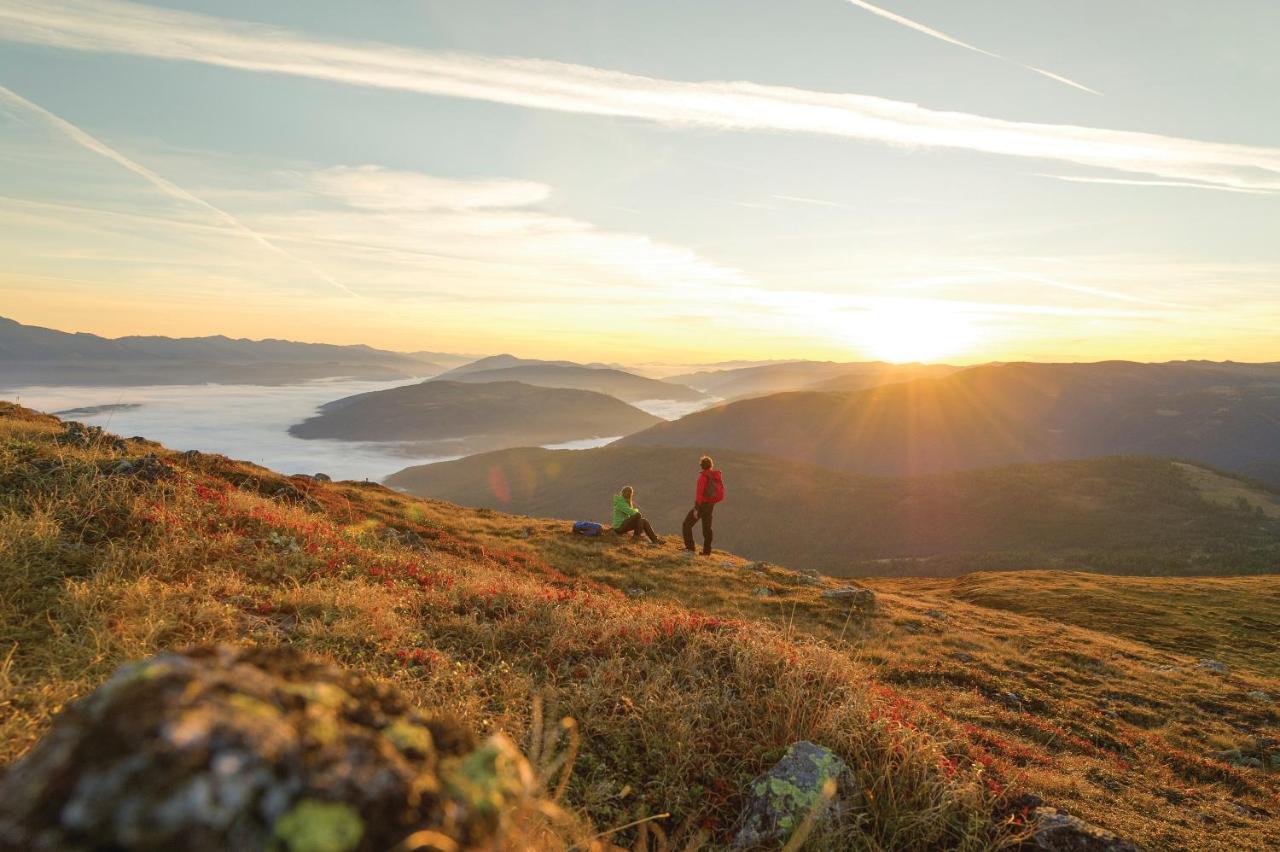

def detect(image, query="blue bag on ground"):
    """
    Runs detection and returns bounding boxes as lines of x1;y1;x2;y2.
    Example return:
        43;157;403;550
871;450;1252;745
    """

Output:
572;521;604;536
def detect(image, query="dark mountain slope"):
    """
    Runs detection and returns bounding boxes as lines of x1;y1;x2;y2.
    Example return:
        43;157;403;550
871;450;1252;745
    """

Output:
388;445;1280;576
290;380;660;453
618;361;1280;478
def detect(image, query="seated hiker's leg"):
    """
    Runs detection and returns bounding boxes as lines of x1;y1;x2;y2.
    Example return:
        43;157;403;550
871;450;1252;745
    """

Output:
681;508;698;551
629;513;645;539
615;514;641;537
641;518;658;543
700;504;714;555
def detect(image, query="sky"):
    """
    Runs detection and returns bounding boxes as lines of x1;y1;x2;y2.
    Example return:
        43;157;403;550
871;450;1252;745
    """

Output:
0;0;1277;364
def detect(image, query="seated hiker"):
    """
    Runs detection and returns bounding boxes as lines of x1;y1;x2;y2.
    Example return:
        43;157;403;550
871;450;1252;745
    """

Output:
612;486;659;544
682;455;724;556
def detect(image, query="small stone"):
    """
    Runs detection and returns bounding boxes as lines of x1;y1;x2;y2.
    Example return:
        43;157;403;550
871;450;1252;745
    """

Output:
751;587;772;597
747;561;769;573
1028;807;1142;851
313;473;332;483
625;588;646;598
109;454;174;483
820;587;875;606
1246;690;1271;702
1198;658;1228;674
952;652;975;663
925;608;947;620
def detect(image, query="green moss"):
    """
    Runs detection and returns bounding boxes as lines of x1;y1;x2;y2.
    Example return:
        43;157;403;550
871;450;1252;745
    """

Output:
443;737;525;815
385;719;434;756
226;693;282;720
270;799;364;852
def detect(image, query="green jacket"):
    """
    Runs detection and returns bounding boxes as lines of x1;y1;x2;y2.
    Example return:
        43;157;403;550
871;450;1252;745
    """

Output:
612;493;639;528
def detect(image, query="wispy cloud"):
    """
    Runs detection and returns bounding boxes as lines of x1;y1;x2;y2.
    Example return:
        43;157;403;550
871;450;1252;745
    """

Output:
288;166;747;295
3;1;1279;191
1034;173;1277;196
0;83;359;297
843;0;1099;94
771;194;848;209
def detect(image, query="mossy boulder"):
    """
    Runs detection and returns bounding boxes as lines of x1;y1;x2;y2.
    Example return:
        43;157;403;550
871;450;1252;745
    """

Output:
732;740;847;848
0;645;537;851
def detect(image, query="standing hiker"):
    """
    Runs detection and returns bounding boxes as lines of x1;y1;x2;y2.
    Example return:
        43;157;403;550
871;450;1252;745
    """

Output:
613;486;660;544
681;455;724;556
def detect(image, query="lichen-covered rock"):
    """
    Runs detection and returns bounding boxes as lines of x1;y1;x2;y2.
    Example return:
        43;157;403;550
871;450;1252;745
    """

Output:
733;741;847;849
1026;807;1143;851
110;454;174;482
820;587;875;607
0;645;538;852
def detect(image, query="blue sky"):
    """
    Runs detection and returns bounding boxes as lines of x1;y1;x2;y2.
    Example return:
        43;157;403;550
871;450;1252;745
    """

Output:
1;0;1277;363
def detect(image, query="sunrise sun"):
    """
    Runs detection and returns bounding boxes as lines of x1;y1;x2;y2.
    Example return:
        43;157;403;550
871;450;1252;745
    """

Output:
848;301;981;363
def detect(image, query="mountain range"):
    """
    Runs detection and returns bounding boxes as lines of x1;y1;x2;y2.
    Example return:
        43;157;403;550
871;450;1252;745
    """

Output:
432;358;705;403
665;360;960;400
0;316;463;387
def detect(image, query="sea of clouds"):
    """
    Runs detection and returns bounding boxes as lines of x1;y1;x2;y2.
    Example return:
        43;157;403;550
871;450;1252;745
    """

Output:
4;380;714;482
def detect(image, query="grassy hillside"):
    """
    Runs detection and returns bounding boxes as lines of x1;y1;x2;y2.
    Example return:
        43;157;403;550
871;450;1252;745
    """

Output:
388;446;1280;576
4;404;1278;850
436;364;706;403
877;571;1280;678
289;380;660;453
618;361;1280;480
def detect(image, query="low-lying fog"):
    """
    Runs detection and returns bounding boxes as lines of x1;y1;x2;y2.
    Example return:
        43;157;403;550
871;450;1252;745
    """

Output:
4;379;711;482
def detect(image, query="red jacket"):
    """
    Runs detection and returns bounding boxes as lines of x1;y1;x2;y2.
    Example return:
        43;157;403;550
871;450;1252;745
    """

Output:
696;469;724;505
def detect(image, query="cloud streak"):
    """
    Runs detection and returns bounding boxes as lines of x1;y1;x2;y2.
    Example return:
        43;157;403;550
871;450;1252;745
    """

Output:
843;0;1099;94
1034;173;1276;196
2;1;1279;192
0;83;358;297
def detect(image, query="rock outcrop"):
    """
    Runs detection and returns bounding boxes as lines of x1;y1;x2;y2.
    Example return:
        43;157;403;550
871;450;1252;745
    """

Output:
0;645;542;852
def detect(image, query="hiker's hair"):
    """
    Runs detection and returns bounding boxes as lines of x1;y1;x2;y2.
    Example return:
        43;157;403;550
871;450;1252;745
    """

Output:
700;456;713;470
621;485;634;504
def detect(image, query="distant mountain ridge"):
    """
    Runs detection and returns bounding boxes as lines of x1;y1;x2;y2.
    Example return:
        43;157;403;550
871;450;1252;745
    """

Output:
388;445;1280;577
0;316;466;387
432;359;705;403
619;360;1280;480
289;379;660;455
666;360;960;400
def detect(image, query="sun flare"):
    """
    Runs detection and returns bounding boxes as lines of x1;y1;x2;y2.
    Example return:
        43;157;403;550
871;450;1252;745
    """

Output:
849;301;981;363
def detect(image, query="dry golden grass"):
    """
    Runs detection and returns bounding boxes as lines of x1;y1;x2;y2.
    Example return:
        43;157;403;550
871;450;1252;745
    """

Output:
1;404;1011;850
2;402;1277;849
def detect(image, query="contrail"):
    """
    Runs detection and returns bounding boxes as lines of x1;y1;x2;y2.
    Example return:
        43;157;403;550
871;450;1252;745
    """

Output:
1035;173;1276;196
7;1;1280;190
843;0;1100;95
0;83;358;297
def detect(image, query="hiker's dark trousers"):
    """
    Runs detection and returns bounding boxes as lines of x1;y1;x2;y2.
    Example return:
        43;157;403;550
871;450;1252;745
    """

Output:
616;513;657;542
682;503;714;554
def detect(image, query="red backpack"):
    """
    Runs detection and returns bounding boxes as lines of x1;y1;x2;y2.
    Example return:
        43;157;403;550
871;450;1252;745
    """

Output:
699;469;725;504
